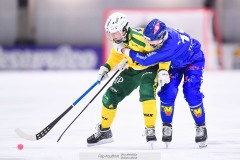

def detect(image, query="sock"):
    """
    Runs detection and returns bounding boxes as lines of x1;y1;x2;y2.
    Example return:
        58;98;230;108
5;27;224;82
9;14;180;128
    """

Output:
190;103;205;125
101;105;117;129
160;103;174;124
142;100;157;128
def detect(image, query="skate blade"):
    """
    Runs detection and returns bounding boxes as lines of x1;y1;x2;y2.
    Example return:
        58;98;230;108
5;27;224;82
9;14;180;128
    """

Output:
147;140;156;150
87;138;114;147
165;142;170;149
198;141;207;149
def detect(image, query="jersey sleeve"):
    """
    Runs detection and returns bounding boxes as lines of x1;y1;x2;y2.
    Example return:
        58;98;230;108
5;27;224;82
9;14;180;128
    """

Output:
158;61;171;71
104;47;125;71
127;29;184;67
128;44;175;66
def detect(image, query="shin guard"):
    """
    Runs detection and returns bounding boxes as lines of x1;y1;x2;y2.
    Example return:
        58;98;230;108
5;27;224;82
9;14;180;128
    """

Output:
101;105;117;129
190;103;205;125
142;100;157;128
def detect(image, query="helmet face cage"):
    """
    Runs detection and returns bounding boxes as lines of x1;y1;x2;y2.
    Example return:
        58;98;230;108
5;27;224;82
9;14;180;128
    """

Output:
121;23;128;41
145;30;167;49
105;12;129;44
157;30;168;46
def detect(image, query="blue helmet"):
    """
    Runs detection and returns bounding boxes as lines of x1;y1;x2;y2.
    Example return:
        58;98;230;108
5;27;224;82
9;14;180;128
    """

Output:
143;19;167;41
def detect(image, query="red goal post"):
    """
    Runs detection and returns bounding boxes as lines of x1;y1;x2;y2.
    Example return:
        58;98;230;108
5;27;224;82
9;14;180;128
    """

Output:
103;8;222;70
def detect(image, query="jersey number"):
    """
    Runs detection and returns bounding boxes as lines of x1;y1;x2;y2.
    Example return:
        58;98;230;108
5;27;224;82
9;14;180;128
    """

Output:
175;28;190;44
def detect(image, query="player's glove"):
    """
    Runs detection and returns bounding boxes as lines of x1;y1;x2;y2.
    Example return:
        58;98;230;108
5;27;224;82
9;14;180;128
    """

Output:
118;58;128;71
158;70;170;87
113;42;125;54
97;66;109;83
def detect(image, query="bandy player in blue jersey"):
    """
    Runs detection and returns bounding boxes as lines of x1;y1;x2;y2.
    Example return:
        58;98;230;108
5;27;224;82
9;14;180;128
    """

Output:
120;19;208;148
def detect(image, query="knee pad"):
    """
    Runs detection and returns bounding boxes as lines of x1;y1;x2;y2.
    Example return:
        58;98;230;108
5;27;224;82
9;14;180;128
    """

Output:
184;88;204;106
183;74;204;106
158;85;178;106
102;87;122;109
139;83;156;102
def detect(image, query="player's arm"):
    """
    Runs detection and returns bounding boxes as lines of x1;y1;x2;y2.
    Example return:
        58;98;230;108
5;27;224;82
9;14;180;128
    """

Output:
159;61;171;71
97;47;125;83
104;47;125;71
124;46;174;66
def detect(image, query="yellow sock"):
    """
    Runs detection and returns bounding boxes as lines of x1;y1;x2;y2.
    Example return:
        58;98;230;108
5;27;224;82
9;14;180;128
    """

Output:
142;100;157;128
101;105;117;129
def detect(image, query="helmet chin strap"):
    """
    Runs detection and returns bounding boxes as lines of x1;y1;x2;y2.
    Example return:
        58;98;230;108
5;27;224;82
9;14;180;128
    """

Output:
113;39;123;44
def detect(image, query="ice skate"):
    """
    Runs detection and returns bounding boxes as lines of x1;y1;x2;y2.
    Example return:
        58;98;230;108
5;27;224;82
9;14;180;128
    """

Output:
162;123;172;148
195;123;208;148
143;127;157;149
87;124;113;147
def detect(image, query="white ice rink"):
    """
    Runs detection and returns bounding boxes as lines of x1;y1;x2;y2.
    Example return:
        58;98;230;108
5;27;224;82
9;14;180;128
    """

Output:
0;70;240;160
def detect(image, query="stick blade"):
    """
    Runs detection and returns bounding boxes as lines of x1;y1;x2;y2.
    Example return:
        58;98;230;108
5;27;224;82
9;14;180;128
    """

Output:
15;128;37;141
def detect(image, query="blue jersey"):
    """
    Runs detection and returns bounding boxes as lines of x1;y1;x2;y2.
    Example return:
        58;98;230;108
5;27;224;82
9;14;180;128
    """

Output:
128;27;204;68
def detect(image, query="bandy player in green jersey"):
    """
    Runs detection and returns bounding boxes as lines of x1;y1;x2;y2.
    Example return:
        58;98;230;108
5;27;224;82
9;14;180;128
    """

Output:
87;12;170;147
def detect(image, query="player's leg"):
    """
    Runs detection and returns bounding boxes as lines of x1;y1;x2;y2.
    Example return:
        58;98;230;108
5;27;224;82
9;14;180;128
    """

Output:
158;67;183;146
87;69;139;146
139;65;159;143
183;55;207;148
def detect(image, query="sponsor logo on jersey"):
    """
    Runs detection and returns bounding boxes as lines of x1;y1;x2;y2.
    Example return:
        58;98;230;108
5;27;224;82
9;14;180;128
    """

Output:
162;106;173;116
192;108;202;118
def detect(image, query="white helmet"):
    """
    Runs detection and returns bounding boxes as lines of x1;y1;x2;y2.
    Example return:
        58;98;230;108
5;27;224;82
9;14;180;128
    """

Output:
105;12;129;43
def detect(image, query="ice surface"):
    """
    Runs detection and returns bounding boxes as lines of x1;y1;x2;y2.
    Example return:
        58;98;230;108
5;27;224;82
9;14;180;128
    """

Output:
0;70;240;160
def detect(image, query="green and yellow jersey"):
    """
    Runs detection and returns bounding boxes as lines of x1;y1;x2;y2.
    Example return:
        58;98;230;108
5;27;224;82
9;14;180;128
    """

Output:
104;28;170;71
